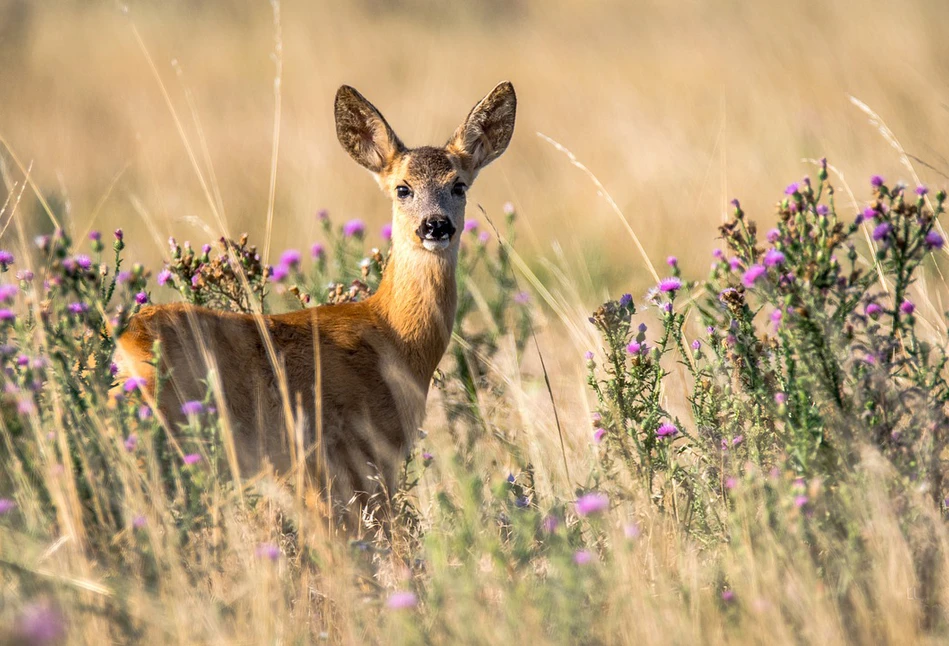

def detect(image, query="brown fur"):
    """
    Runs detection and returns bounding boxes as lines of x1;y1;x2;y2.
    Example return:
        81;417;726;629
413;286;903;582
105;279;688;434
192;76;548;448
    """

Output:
116;81;516;529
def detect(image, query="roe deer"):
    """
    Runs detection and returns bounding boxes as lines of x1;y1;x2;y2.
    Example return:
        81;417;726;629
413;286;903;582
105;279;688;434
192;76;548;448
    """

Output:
115;81;516;528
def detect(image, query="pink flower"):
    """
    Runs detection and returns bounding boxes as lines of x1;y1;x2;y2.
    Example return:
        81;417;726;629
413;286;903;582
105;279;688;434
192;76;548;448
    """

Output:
0;498;16;514
575;492;609;516
255;543;281;561
763;249;785;267
123;377;147;393
182;453;202;466
343;219;365;237
742;264;767;287
656;423;678;438
658;277;682;293
574;550;594;565
900;300;915;315
593;427;607;444
624;523;641;540
386;591;418;610
381;224;393;241
464;220;479;233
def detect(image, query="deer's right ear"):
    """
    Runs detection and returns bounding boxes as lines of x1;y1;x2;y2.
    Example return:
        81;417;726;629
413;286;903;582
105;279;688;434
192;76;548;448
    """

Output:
335;86;405;173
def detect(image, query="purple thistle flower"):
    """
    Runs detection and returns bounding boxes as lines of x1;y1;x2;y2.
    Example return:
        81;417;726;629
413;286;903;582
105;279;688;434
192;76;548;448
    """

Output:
816;204;829;215
0;498;15;514
386;591;418;610
712;248;724;260
728;257;742;271
317;208;329;221
870;175;884;188
691;339;701;350
574;550;594;565
342;219;365;238
464;220;479;233
16;269;33;282
732;435;744;447
0;250;14;266
190;274;201;289
135;292;149;305
900;300;915;315
114;228;124;241
270;264;289;282
310;243;325;259
15;601;65;645
770;309;783;327
542;515;560;533
666;255;677;267
593;427;607;444
725;477;737;490
182;453;202;466
657;423;678;438
116;271;132;285
123;377;147;392
502;202;516;216
132;515;146;529
865;302;882;318
730;198;740;209
784;182;800;196
157;269;172;286
421;451;433;462
514;291;530;305
255;543;281;561
872;222;892;241
763;249;785;267
0;284;17;303
380;223;393;241
619;293;633;308
624;523;641;539
124;434;137;452
774;392;787;404
794;495;808;508
89;230;101;242
181;401;204;416
722;590;735;602
916;185;928;196
575;492;609;516
202;243;212;255
742;264;767;288
766;228;780;243
75;255;92;271
925;230;944;250
279;249;302;268
626;341;642;355
138;405;152;420
584;351;594;361
658;277;682;293
478;231;490;244
67;302;88;315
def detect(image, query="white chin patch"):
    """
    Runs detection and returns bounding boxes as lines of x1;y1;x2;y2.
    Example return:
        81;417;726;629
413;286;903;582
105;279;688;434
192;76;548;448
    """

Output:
422;238;450;252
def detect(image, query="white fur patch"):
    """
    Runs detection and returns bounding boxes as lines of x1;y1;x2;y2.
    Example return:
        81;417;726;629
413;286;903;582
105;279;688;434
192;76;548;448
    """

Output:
422;238;450;252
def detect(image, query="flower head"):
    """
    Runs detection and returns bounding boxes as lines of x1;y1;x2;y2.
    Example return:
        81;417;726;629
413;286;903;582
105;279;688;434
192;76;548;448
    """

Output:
900;300;915;315
182;453;202;466
181;401;204;416
870;175;884;188
279;249;302;268
157;269;172;286
123;377;147;393
464;220;479;233
766;228;780;243
343;219;365;238
865;302;882;318
67;302;88;315
386;591;418;610
574;550;594;565
657;423;678;438
575;492;609;516
310;243;325;259
626;341;642;355
658;277;682;293
925;230;944;250
784;182;800;196
0;250;14;267
593;427;607;444
0;498;16;514
255;543;281;561
380;223;393;241
502;202;516;216
763;249;785;267
666;255;677;267
742;264;767;288
872;222;892;241
124;434;138;452
514;291;530;305
135;292;149;305
270;264;289;282
816;204;829;216
916;185;929;196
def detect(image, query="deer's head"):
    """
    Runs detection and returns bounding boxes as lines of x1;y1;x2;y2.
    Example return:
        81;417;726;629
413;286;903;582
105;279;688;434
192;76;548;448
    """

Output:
335;82;516;254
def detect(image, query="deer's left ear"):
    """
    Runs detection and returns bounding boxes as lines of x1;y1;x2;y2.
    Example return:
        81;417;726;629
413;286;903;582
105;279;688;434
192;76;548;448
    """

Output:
335;85;405;173
447;81;516;173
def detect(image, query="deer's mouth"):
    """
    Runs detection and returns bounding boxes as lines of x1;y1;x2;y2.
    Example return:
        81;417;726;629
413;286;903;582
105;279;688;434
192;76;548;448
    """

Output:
416;217;456;251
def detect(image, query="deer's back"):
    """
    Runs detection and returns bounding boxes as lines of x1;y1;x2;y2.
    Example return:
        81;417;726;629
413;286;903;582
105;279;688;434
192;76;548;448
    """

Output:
116;302;425;494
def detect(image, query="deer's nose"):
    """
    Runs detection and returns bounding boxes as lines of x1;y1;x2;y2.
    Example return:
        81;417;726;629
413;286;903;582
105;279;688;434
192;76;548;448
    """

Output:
416;216;456;242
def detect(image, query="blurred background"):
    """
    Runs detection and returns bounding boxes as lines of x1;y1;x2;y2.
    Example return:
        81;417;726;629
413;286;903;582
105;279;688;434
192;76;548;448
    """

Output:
2;0;949;299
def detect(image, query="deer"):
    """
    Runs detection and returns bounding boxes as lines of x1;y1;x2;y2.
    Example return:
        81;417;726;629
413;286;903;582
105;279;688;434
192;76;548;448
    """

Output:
115;81;517;530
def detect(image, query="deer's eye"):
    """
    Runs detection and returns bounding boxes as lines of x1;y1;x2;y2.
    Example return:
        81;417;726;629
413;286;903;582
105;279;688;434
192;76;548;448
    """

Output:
452;182;467;197
396;185;412;200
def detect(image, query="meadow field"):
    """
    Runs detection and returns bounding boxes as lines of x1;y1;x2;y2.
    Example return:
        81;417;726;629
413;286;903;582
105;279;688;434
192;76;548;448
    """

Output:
3;0;949;643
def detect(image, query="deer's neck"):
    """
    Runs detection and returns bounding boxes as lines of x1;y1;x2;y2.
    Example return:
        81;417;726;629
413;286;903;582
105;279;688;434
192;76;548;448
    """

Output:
370;241;458;383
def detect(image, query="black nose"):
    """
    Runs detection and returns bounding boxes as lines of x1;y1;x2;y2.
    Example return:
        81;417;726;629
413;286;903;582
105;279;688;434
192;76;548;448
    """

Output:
416;216;456;242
